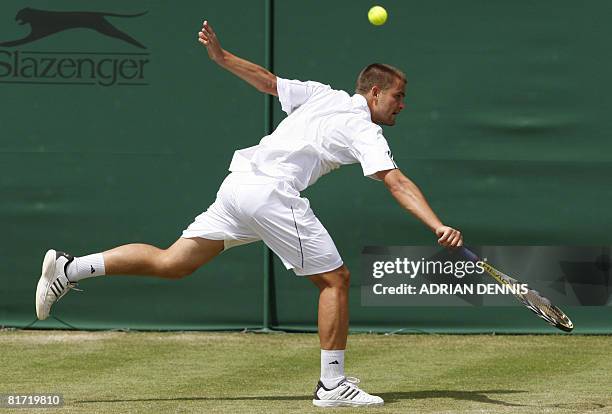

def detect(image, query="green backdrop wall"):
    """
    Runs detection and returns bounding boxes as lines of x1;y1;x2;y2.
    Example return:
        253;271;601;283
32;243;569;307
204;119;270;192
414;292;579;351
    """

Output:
1;0;610;333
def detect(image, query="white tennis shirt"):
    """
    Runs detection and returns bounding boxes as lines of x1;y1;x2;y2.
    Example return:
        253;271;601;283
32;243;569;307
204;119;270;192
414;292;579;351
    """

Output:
228;77;398;191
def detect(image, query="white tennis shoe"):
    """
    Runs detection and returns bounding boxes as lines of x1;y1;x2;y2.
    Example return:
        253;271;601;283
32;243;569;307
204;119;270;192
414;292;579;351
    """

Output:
313;376;384;407
35;249;81;320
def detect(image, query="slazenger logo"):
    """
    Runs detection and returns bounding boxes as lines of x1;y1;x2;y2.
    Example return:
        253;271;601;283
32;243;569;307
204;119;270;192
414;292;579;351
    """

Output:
0;7;150;87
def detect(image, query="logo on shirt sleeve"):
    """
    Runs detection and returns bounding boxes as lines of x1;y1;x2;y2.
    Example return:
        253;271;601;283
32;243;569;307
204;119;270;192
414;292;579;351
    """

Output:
387;150;397;168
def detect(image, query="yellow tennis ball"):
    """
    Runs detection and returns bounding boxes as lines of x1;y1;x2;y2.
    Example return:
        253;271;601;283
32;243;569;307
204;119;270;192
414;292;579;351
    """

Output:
368;5;388;26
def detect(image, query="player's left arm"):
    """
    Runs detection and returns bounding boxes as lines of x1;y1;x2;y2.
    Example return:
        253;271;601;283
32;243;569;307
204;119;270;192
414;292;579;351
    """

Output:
376;168;463;248
198;20;277;96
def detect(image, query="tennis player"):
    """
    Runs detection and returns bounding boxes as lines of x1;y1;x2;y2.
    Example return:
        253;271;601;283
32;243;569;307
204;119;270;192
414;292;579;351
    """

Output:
36;21;463;408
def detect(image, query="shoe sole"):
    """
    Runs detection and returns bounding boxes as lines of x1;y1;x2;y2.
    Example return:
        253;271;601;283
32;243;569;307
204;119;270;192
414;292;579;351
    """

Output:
35;249;57;320
312;400;384;407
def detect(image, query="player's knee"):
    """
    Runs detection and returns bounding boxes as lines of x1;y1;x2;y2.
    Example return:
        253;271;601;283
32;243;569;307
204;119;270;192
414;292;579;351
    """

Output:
335;267;351;290
157;254;198;279
322;266;351;291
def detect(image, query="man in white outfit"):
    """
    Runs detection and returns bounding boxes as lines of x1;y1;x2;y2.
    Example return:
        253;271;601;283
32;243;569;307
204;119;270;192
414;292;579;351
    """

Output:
35;21;463;407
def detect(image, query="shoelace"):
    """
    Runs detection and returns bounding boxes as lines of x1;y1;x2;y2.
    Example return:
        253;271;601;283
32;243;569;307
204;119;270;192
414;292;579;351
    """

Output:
340;377;363;393
344;377;360;386
56;282;83;302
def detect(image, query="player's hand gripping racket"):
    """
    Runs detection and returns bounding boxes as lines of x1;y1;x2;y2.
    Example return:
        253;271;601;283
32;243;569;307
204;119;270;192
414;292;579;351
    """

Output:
461;247;574;332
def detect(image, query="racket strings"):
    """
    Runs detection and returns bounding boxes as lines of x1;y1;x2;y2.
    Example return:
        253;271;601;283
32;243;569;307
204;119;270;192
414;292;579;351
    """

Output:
518;287;573;330
494;268;573;331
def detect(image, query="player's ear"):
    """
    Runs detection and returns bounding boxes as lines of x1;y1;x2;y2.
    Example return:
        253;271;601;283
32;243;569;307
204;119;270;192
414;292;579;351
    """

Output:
371;85;381;100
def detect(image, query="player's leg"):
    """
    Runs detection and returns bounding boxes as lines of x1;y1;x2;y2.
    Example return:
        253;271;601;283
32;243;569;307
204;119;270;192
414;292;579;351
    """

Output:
35;237;224;320
309;265;383;407
102;237;223;279
309;265;350;351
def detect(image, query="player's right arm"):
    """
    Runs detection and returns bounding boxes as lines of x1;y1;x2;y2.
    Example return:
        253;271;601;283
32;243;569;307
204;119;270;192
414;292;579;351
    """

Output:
198;20;277;96
376;168;463;248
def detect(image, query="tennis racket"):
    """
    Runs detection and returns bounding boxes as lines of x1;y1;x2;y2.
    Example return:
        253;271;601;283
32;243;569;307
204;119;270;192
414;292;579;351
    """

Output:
461;247;574;332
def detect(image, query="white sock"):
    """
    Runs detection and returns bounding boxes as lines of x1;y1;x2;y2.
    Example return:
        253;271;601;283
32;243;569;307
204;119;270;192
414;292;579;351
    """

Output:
320;349;345;389
66;253;106;282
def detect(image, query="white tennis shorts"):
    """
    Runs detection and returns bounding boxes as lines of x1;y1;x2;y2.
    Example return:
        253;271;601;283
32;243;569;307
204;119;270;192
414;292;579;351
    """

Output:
181;172;343;276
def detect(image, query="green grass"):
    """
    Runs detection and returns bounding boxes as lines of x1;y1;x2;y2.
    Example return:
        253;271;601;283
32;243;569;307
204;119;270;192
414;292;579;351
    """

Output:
1;330;610;413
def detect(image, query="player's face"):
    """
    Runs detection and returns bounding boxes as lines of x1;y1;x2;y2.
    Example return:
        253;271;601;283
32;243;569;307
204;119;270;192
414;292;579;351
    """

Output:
373;79;406;126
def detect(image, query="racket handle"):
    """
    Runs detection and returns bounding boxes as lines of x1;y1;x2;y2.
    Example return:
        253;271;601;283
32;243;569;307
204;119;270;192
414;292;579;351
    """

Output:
461;247;480;263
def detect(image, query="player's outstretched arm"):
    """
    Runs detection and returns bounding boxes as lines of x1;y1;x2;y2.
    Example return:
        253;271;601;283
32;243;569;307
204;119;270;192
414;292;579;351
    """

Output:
376;169;463;248
198;20;277;96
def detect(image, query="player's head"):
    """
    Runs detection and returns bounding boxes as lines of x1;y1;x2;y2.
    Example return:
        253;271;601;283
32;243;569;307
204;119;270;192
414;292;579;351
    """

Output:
356;63;406;126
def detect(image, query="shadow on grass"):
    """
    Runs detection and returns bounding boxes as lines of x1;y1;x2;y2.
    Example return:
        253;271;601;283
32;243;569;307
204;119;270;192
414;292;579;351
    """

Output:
380;390;526;407
76;389;526;407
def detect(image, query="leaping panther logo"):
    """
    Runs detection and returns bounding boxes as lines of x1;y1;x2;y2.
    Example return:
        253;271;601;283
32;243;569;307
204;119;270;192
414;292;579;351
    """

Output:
0;7;147;48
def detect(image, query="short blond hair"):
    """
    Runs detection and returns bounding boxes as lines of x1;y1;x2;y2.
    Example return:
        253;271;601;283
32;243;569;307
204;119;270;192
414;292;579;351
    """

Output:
355;63;406;94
